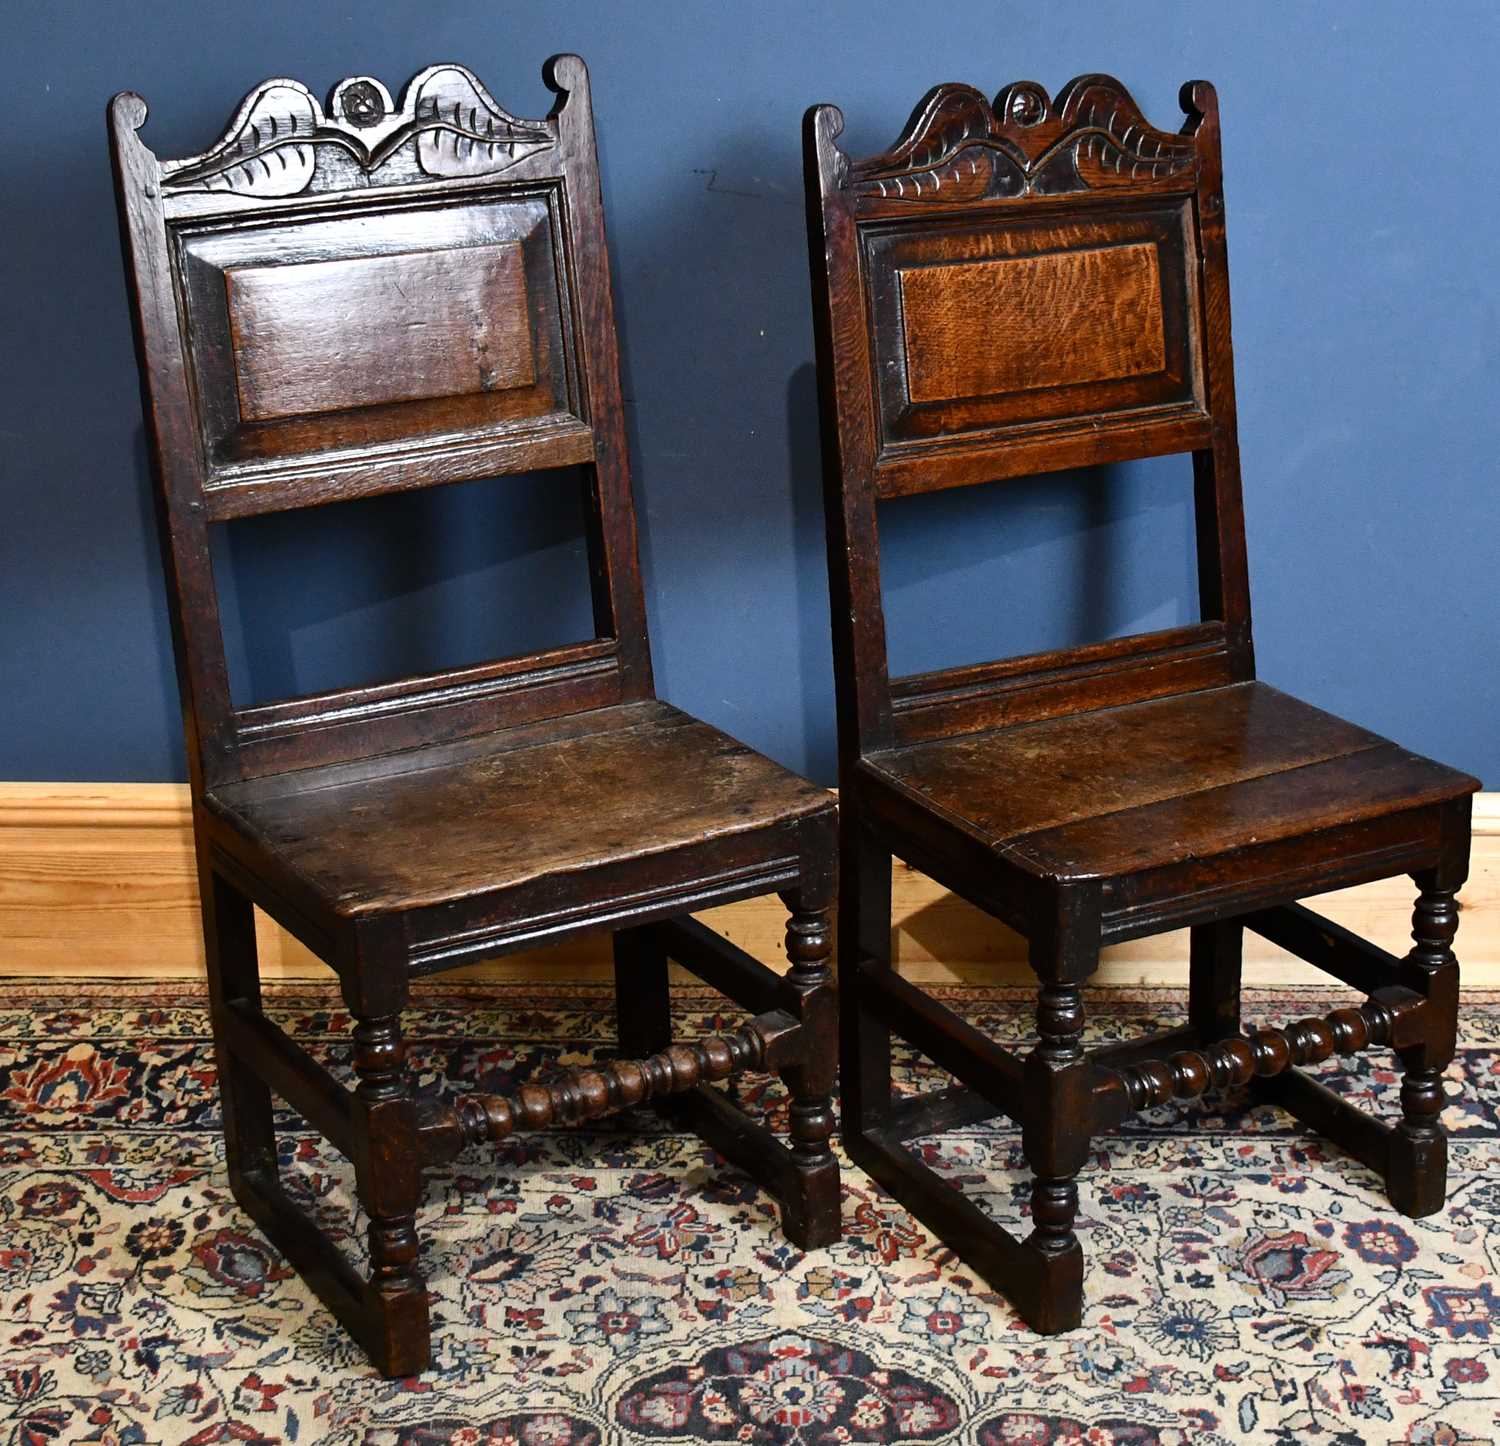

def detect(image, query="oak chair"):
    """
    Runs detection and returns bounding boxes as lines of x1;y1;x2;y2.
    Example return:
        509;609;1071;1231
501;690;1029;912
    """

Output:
803;75;1478;1332
110;55;839;1377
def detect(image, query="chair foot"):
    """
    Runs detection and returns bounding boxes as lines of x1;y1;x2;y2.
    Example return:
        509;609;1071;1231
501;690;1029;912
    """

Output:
780;1153;842;1249
231;1158;431;1376
361;1274;433;1378
846;1125;1083;1333
1016;1233;1085;1335
1387;1115;1448;1219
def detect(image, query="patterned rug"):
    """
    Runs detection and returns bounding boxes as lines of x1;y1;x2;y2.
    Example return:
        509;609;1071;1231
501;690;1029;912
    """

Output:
0;978;1497;1445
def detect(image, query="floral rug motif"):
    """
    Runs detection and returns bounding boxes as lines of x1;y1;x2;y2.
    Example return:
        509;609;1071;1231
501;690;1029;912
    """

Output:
1;977;1498;1444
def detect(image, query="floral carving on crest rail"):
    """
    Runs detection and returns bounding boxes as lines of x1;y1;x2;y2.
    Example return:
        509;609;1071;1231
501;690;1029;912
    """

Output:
851;75;1197;204
161;64;553;197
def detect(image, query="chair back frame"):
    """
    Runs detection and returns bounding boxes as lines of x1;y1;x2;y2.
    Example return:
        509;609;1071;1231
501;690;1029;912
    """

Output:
111;56;652;793
803;76;1254;763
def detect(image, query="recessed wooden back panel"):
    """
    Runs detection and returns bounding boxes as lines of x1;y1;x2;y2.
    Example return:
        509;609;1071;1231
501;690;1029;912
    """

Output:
112;57;653;787
226;243;536;421
866;199;1205;493
171;188;586;514
804;76;1253;756
900;241;1165;402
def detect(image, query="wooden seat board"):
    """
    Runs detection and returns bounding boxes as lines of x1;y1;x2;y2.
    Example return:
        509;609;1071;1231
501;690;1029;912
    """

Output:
867;683;1366;835
1009;744;1476;881
863;682;1476;879
208;702;829;915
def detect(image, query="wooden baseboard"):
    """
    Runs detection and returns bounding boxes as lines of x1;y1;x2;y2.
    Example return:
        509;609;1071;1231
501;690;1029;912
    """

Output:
1;782;1495;987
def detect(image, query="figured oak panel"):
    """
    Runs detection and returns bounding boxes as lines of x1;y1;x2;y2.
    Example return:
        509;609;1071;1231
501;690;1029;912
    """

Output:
862;199;1206;489
900;242;1165;403
227;243;536;422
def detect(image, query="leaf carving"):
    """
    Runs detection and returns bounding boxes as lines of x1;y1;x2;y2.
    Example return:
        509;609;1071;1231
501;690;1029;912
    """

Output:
412;66;553;179
163;82;319;196
160;65;554;198
850;75;1196;205
1063;77;1197;188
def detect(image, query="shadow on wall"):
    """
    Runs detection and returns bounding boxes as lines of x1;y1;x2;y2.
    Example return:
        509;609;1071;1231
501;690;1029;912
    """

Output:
605;123;835;775
787;363;837;782
130;426;184;758
211;470;595;708
877;456;1202;683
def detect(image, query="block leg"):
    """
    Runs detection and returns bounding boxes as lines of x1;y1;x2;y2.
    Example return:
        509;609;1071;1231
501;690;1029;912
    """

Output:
613;925;673;1056
200;862;277;1197
839;823;893;1144
1189;919;1243;1043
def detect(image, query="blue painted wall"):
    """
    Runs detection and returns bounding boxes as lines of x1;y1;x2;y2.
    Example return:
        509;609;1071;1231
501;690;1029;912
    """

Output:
2;2;1496;785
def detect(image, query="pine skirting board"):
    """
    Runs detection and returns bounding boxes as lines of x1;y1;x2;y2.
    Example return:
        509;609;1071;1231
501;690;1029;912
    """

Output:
1;782;1495;986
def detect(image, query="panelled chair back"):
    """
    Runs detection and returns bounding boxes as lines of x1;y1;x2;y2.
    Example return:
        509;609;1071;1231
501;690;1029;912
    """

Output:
804;76;1478;1332
112;55;839;1378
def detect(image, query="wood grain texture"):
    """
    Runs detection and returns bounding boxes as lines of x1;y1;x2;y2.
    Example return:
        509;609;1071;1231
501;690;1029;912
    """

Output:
888;622;1236;741
874;682;1383;843
864;682;1477;885
2;783;1495;984
864;203;1202;483
179;193;583;521
227;243;535;422
899;242;1165;403
205;701;829;917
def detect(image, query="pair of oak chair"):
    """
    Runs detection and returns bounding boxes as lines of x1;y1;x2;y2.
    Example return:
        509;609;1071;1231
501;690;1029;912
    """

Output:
110;55;1477;1376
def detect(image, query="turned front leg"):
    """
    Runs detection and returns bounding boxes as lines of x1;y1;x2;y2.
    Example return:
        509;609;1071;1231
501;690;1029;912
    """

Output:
1023;985;1091;1276
777;879;840;1249
351;1012;429;1375
1020;888;1100;1334
1389;874;1462;1217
